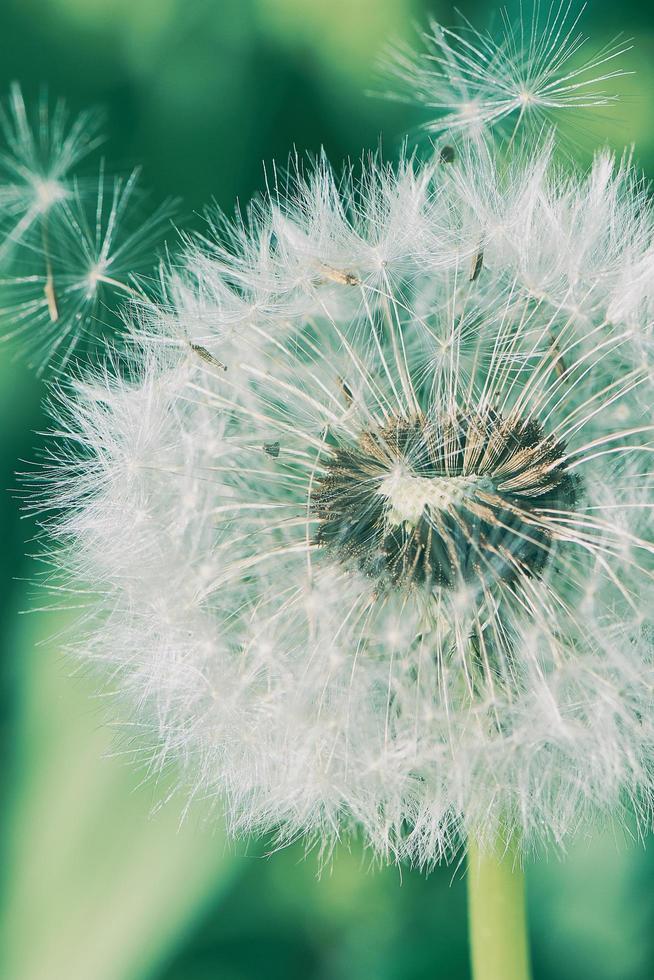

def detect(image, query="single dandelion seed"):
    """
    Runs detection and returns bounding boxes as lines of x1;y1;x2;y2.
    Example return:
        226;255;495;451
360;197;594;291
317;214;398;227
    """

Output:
382;2;631;142
0;83;103;258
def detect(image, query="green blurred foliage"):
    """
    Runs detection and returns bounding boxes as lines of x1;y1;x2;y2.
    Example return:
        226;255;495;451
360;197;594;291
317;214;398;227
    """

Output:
1;607;242;980
1;1;654;978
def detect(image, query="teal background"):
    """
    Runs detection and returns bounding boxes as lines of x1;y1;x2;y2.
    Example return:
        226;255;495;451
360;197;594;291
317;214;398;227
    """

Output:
1;2;653;978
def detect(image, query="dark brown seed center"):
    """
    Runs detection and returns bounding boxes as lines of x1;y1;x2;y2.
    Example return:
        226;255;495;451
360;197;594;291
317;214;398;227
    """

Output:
312;410;580;591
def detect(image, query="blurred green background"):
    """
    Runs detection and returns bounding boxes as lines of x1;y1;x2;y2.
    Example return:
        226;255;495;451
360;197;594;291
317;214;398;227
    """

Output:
1;1;653;978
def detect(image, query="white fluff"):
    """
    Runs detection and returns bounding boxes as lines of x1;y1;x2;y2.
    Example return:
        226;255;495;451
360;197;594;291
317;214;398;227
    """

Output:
383;3;630;141
41;135;654;866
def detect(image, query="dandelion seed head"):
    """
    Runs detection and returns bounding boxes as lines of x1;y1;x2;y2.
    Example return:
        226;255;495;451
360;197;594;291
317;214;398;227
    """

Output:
31;8;654;867
38;134;654;866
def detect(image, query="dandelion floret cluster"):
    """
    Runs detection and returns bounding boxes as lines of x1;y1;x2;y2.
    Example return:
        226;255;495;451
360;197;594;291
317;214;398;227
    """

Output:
313;411;580;590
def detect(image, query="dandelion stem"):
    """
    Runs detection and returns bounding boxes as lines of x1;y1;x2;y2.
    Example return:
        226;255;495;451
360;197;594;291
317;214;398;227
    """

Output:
467;836;532;980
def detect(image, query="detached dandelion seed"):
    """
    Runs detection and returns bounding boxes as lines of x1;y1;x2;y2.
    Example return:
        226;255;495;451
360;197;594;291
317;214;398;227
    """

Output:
383;2;631;142
0;83;102;256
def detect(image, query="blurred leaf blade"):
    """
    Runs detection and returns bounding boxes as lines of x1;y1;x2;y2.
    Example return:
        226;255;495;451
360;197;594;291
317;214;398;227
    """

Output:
1;602;244;980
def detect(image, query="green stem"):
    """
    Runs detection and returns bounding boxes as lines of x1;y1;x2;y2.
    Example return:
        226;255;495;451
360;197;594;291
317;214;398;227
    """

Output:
467;836;532;980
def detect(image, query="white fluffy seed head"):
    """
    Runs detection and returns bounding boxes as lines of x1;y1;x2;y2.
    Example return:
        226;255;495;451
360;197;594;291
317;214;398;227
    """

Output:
39;128;654;866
